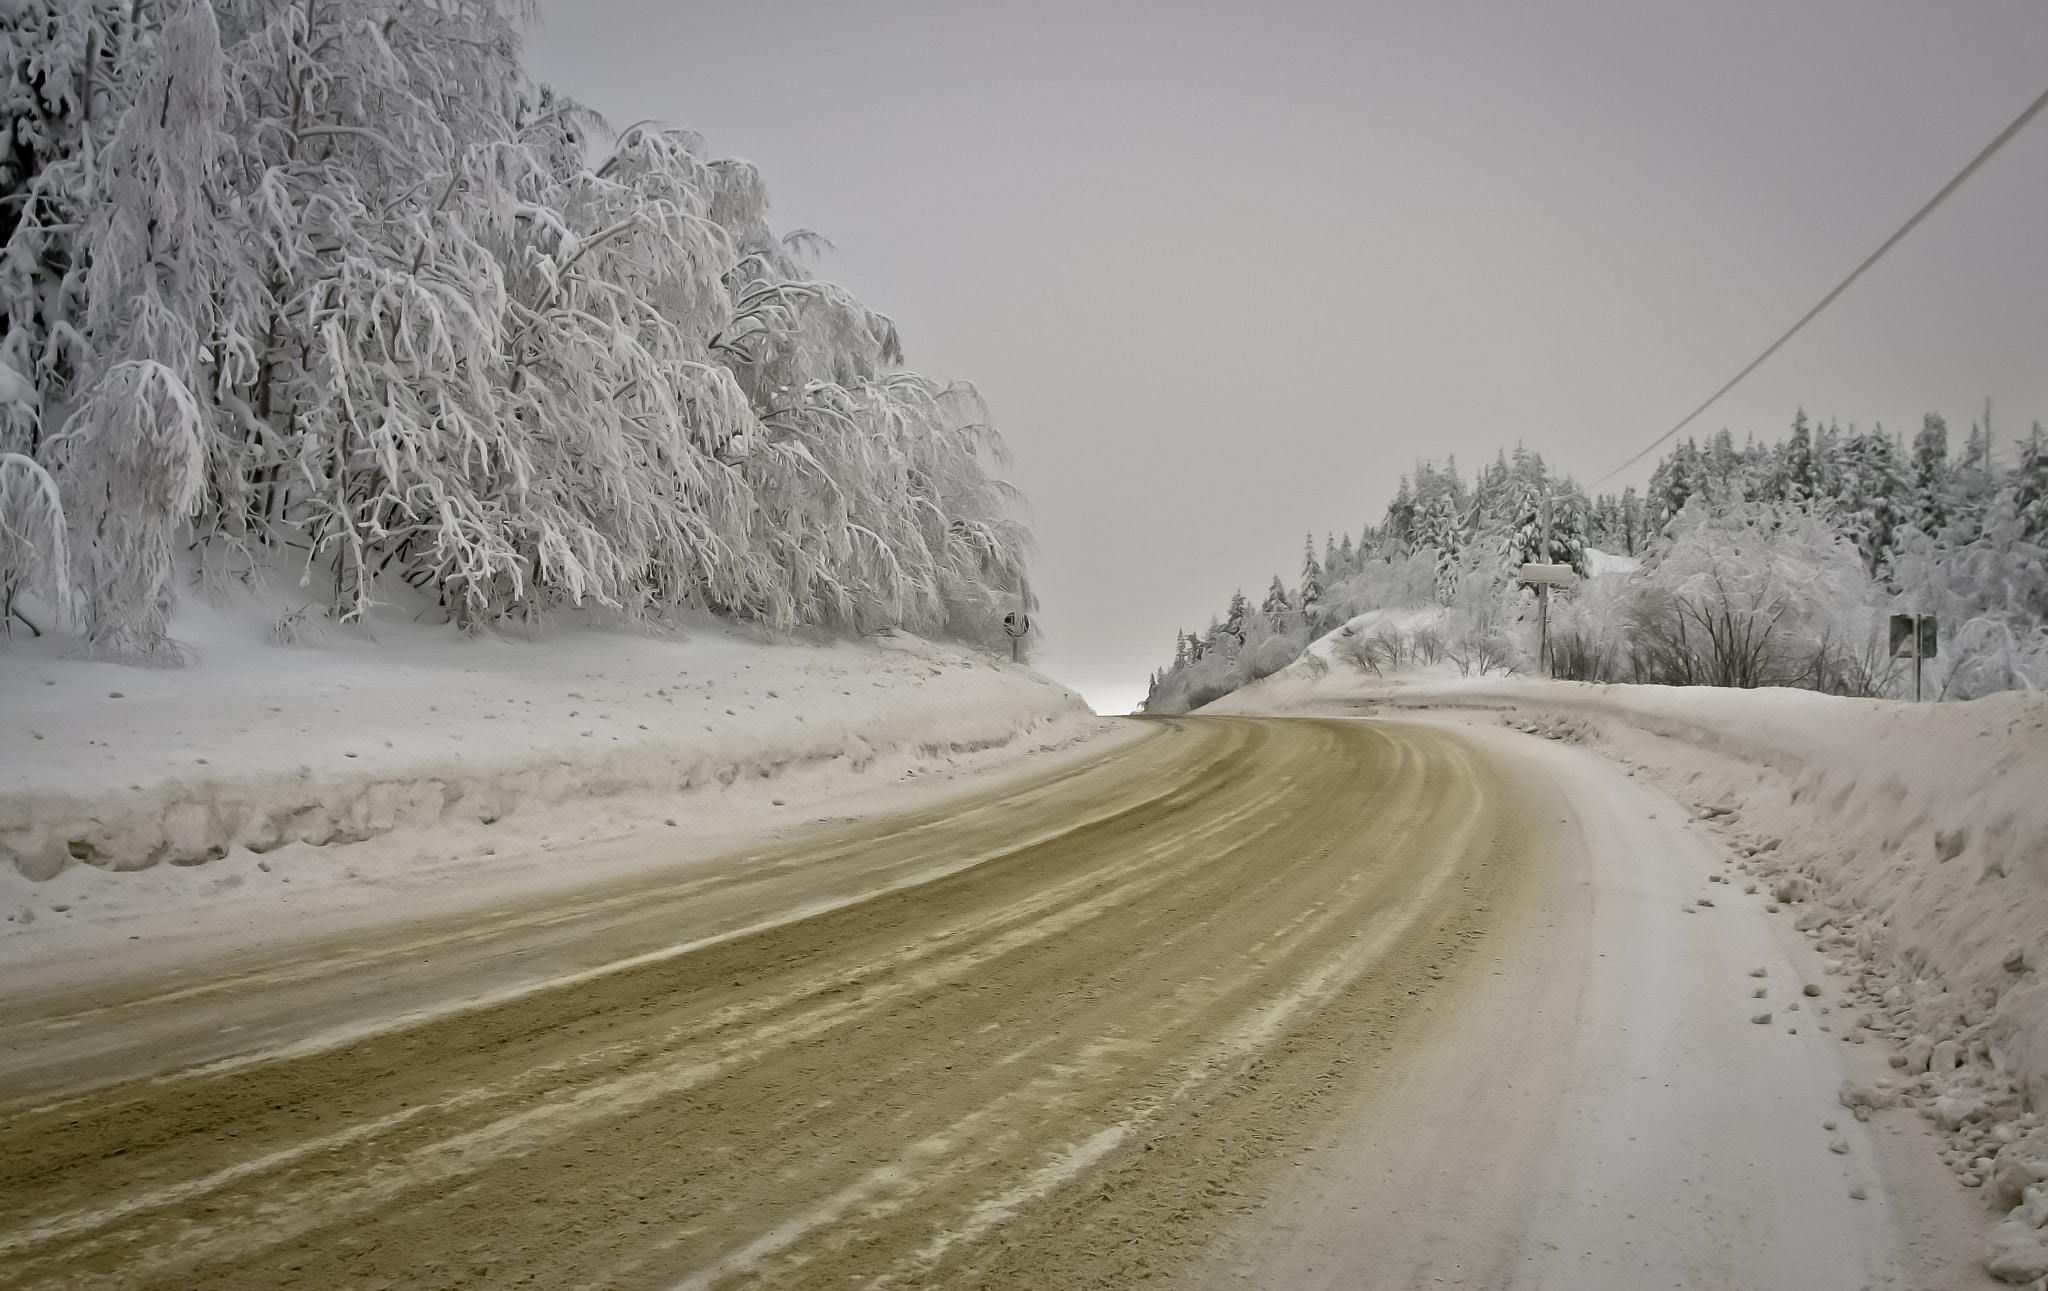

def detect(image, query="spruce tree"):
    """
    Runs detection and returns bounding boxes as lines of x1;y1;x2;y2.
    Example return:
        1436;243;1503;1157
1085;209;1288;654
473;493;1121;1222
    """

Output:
1416;493;1464;605
1782;409;1816;503
1620;486;1644;555
1261;574;1291;616
1910;412;1951;536
1299;533;1323;608
1224;589;1249;643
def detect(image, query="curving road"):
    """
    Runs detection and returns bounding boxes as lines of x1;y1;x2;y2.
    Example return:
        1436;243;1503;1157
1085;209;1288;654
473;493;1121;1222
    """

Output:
0;716;1568;1288
0;714;1905;1289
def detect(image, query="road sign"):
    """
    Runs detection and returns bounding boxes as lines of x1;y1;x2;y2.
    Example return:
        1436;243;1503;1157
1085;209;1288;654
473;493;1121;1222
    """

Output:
1002;612;1030;663
1889;613;1937;702
1519;563;1579;587
1888;614;1936;659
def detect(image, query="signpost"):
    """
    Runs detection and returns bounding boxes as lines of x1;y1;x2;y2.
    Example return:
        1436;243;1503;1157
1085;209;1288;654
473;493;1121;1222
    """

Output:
1520;562;1577;675
1519;496;1579;675
1002;611;1030;664
1889;613;1938;701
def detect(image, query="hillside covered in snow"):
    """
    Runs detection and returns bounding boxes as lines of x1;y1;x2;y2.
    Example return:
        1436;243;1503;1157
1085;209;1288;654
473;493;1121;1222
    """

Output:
0;598;1105;959
0;1;1094;940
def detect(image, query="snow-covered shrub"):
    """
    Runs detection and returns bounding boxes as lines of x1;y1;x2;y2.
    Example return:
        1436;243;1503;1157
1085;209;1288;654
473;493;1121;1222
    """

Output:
1442;570;1522;677
1410;620;1446;665
1328;626;1383;677
1245;633;1302;681
1612;503;1887;691
1324;549;1438;623
1891;497;2048;700
1545;563;1629;682
1244;620;1307;680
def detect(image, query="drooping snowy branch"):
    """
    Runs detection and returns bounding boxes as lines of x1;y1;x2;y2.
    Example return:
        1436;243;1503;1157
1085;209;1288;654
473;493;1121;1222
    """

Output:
0;0;1035;656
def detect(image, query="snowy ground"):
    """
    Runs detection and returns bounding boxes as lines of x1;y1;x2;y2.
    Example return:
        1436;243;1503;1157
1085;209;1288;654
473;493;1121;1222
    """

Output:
1229;719;1916;1288
0;600;1108;983
1211;646;2048;1286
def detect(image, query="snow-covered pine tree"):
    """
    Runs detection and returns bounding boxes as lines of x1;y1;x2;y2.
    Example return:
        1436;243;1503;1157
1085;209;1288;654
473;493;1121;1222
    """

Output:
1502;490;1589;579
1909;412;1951;537
2016;423;2048;544
1647;438;1697;525
1223;588;1248;643
1416;492;1464;605
1384;477;1416;548
1704;430;1742;498
1781;409;1816;504
1299;533;1322;609
1619;486;1645;555
1261;573;1291;616
1833;426;1905;577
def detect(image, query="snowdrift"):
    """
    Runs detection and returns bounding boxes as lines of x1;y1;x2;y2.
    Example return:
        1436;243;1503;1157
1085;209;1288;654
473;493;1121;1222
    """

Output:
1214;659;2048;1280
1;609;1101;932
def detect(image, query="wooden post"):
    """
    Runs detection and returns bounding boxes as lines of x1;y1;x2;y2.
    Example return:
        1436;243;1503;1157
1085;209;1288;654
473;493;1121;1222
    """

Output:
1539;497;1553;676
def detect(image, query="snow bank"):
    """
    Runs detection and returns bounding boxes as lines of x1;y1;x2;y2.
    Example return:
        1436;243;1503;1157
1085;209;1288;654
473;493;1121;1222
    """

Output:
1213;658;2048;1280
1;603;1102;943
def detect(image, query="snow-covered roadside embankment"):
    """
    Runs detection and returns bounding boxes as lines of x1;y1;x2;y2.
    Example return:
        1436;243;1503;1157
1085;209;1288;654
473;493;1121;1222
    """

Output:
1215;663;2048;1283
2;616;1103;936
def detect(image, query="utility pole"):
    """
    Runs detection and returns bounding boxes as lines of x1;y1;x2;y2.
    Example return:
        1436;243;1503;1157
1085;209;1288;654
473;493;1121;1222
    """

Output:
1538;496;1552;677
1519;496;1578;675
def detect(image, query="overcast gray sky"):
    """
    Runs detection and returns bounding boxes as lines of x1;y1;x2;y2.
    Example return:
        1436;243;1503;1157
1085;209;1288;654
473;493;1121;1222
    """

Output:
523;2;2048;714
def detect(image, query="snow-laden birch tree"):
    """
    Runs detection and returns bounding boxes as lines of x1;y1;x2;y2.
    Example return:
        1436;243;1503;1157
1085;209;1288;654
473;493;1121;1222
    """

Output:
0;0;1034;656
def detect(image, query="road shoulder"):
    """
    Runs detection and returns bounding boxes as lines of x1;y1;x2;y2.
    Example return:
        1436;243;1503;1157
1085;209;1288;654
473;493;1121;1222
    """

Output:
1224;717;1914;1289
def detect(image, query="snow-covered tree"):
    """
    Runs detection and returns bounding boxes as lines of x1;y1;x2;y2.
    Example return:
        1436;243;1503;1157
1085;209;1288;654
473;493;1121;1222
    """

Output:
1909;413;1951;536
1618;502;1885;690
1261;574;1290;616
1223;588;1248;643
1299;533;1322;609
1832;426;1905;577
1415;492;1464;604
0;0;1035;658
1502;491;1589;579
1145;407;2048;708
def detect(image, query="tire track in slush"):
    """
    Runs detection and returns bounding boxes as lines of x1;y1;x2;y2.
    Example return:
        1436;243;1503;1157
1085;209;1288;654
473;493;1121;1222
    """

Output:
2;733;1279;1271
0;717;1555;1290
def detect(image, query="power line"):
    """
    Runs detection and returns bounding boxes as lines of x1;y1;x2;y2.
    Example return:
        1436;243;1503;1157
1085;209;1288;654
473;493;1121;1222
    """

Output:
1591;79;2048;491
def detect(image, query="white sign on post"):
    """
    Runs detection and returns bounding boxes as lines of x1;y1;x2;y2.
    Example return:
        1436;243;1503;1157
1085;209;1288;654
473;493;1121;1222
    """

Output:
1519;563;1579;587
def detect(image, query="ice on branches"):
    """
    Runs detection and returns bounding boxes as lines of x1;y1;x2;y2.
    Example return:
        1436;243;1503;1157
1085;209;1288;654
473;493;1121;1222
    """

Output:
0;0;1034;656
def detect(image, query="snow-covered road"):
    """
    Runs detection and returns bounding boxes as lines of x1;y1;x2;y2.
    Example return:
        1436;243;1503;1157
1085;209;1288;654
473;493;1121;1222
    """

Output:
0;715;1987;1288
1229;719;1965;1289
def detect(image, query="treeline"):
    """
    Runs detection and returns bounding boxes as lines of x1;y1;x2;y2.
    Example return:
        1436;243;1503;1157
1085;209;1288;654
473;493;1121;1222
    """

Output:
1144;409;2048;712
0;0;1032;660
1147;446;1588;711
